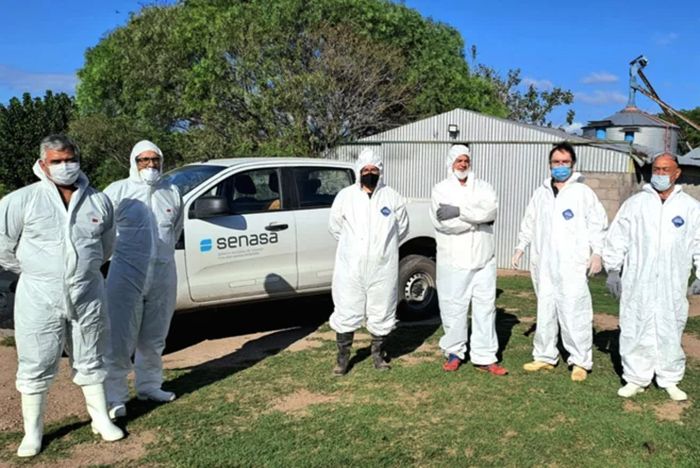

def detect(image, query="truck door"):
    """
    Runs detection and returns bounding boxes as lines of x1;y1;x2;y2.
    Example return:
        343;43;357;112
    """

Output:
291;166;354;291
184;167;297;302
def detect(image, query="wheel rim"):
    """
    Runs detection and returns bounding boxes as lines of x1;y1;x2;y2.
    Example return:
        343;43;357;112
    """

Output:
404;272;435;306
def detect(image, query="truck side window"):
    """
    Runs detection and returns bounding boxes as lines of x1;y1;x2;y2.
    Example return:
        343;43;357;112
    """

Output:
204;168;282;215
294;168;354;209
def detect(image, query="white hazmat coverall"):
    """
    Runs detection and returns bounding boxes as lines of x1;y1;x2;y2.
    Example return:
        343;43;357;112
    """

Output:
603;184;700;387
515;173;607;370
104;141;183;404
430;155;499;364
328;150;409;336
0;162;114;393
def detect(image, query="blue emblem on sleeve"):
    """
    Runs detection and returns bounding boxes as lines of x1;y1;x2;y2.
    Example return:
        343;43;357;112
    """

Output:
672;216;685;228
200;238;213;252
381;206;391;217
562;209;574;220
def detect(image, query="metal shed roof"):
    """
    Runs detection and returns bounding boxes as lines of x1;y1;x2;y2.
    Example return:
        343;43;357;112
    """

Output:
582;105;679;130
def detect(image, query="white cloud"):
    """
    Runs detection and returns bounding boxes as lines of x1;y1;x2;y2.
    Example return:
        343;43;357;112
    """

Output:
0;64;77;96
575;90;628;106
562;121;584;135
522;77;553;90
653;32;679;46
581;72;618;84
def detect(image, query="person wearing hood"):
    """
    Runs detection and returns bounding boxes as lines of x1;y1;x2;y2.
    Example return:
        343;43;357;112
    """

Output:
0;135;124;457
328;148;409;375
604;153;700;401
430;145;507;375
103;140;183;418
512;142;607;381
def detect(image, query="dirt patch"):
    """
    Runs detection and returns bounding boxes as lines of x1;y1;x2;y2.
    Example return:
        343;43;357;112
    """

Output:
593;313;619;331
622;400;642;413
47;429;157;467
270;389;338;415
653;401;691;422
682;333;700;360
503;430;518;439
0;346;87;433
286;337;326;352
497;269;531;278
517;316;536;324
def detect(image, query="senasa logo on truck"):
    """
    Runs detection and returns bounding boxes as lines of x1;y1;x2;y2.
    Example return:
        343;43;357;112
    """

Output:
199;233;279;252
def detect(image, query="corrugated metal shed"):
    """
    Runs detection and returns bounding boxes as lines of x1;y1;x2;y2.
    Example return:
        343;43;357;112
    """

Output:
327;108;643;269
582;106;680;130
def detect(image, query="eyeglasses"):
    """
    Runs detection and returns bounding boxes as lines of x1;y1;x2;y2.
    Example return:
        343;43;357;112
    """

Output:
136;157;161;164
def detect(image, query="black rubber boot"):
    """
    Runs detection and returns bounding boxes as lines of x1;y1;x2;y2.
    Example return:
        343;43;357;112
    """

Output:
333;332;354;376
371;334;391;370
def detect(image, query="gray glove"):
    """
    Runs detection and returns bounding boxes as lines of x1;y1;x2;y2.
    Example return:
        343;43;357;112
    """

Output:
436;203;460;221
688;278;700;296
606;270;622;299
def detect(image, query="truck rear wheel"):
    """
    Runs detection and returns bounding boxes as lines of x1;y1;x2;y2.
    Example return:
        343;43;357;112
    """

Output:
398;254;438;321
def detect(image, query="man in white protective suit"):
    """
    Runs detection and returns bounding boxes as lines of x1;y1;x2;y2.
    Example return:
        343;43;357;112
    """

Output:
0;135;123;458
430;144;507;376
328;148;409;375
104;140;183;418
512;142;607;381
604;153;700;401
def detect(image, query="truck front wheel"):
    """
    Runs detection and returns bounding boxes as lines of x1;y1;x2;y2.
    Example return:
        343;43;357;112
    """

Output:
397;254;438;321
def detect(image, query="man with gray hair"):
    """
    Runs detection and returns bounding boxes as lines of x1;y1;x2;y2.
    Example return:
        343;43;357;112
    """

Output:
0;135;123;458
604;152;700;401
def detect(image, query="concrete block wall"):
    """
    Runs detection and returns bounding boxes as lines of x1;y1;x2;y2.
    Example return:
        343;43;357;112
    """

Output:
582;172;639;222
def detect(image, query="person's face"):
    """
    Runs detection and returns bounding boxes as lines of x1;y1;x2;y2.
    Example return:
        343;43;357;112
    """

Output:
135;150;162;171
452;154;470;172
39;149;78;178
549;149;574;168
360;165;380;177
652;155;681;185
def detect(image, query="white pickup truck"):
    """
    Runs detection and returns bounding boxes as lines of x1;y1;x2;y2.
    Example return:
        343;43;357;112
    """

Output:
162;157;438;320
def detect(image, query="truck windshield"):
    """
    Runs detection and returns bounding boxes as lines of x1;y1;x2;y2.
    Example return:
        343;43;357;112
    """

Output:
162;165;226;196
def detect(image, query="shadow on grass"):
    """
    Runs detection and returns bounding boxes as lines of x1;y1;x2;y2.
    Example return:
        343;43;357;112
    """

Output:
594;327;623;379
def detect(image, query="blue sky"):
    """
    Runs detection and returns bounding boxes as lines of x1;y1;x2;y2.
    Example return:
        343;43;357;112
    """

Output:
1;0;698;133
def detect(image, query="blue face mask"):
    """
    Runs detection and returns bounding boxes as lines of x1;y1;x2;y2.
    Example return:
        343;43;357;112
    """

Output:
551;166;572;182
651;174;672;192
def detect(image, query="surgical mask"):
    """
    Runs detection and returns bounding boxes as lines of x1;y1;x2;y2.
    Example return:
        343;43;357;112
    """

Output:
49;162;80;186
651;174;672;192
140;168;160;185
551;166;572;182
454;170;469;180
360;173;379;190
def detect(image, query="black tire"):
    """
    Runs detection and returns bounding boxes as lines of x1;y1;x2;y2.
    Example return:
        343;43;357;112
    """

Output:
397;254;438;321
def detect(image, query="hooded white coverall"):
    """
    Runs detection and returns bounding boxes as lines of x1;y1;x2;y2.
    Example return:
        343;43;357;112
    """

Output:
430;150;499;363
603;184;700;387
0;162;114;394
328;149;409;337
104;141;183;403
516;173;607;370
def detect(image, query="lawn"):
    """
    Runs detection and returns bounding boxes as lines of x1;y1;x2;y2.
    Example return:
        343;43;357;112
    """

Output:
2;274;699;467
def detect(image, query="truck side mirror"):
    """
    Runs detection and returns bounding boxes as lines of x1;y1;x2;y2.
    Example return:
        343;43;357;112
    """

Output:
192;196;229;219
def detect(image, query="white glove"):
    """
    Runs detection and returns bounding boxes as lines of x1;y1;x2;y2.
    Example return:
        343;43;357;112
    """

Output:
688;278;700;296
511;249;524;269
587;254;602;277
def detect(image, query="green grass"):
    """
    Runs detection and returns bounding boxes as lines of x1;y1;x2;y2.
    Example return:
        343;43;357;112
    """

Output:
0;335;15;347
686;316;700;339
2;274;698;467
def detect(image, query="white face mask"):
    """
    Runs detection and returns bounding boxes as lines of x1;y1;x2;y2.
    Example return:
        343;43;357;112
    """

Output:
140;168;160;185
454;170;469;180
49;162;80;186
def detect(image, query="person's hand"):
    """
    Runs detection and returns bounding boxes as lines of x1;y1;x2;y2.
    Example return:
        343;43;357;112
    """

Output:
688;278;700;296
436;204;460;221
511;249;524;269
587;254;602;277
606;270;622;299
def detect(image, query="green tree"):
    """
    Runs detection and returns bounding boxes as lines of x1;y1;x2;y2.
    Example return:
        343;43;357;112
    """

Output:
76;0;510;159
677;107;700;151
0;92;75;196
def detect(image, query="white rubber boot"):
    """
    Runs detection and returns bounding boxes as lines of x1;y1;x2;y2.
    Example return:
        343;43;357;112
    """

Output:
665;384;688;402
137;388;176;402
17;392;46;457
617;383;644;398
82;384;125;442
